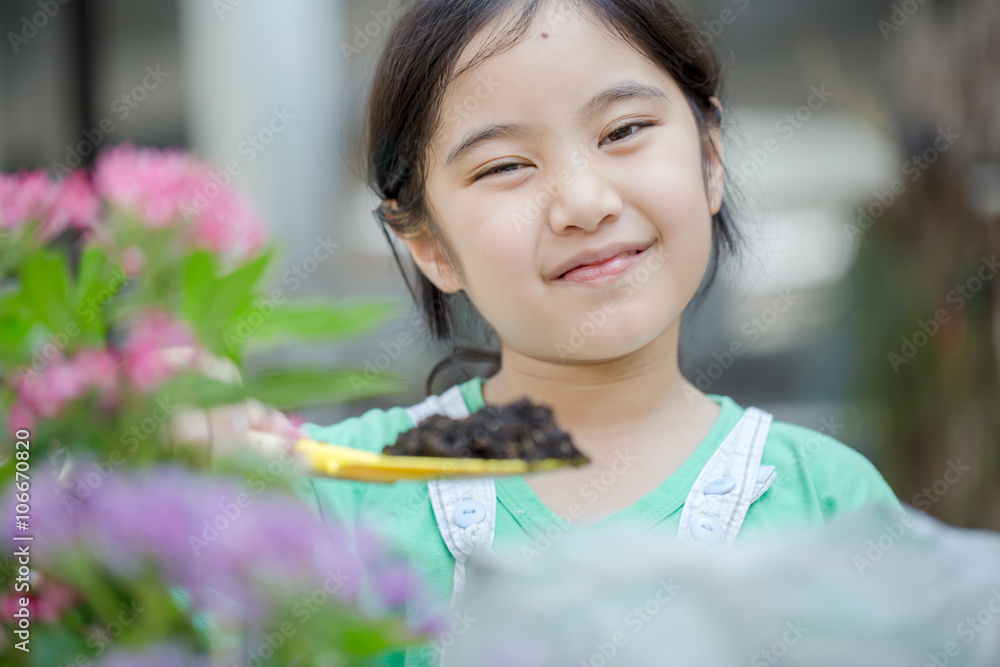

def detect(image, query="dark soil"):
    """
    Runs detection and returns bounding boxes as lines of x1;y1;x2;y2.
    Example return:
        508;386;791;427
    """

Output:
382;398;589;462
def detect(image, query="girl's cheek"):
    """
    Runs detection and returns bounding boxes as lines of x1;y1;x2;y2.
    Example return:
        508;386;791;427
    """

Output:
634;138;715;218
461;211;532;277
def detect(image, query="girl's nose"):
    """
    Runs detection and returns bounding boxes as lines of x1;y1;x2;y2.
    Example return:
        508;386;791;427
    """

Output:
545;157;624;234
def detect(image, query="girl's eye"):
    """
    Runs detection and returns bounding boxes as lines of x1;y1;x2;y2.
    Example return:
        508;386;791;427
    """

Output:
473;161;525;181
471;121;656;181
600;121;656;146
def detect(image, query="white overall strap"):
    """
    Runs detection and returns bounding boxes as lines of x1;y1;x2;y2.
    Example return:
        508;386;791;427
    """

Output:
404;385;498;616
676;407;775;548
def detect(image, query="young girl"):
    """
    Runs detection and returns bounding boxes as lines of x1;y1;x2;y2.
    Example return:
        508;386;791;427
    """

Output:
241;0;902;663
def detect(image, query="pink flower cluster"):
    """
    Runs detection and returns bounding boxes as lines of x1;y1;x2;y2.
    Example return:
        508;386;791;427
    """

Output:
12;348;119;432
0;144;266;261
10;310;197;431
0;579;78;624
94;144;266;260
0;169;99;241
119;309;197;392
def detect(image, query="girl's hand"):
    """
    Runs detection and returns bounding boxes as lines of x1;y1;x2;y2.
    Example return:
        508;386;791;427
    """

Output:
162;347;305;462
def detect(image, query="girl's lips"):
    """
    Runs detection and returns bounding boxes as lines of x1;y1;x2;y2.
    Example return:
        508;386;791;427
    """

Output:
556;246;649;285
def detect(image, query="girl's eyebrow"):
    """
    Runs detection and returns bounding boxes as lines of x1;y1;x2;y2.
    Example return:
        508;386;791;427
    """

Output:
575;80;669;123
445;123;543;168
444;79;668;168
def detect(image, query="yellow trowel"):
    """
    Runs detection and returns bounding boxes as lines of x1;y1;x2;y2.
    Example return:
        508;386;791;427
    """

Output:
293;438;587;483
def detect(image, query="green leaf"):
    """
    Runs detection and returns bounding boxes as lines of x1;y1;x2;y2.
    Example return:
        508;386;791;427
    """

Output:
182;250;273;356
243;367;404;411
28;624;90;667
55;556;121;624
73;247;127;344
72;245;117;342
237;299;401;351
181;251;217;325
0;291;35;367
20;251;73;332
212;251;272;322
74;246;107;303
157;372;249;409
341;624;406;656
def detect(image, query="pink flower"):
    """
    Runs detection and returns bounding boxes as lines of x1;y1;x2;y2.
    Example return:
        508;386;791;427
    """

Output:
0;170;53;231
13;348;121;423
41;171;101;241
0;583;78;625
0;594;27;619
187;190;266;261
16;356;88;419
95;144;207;228
121;310;197;392
72;348;120;408
95;144;267;260
6;400;36;434
121;246;146;277
46;362;89;412
35;581;80;623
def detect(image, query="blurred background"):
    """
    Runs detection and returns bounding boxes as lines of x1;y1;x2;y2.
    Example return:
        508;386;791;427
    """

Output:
1;0;997;529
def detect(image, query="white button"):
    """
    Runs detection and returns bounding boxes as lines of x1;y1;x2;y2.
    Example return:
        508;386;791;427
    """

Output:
452;498;486;528
703;476;735;495
690;515;724;545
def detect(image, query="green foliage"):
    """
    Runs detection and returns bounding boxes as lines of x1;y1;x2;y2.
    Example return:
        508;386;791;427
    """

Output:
0;151;426;664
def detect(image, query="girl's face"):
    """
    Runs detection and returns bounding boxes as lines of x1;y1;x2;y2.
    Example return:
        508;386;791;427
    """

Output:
402;7;723;364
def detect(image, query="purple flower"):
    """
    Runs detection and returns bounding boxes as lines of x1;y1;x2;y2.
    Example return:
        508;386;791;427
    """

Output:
371;561;423;609
2;464;392;625
353;521;431;614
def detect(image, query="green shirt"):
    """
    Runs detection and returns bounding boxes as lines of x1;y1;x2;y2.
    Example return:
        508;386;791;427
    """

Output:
295;376;901;666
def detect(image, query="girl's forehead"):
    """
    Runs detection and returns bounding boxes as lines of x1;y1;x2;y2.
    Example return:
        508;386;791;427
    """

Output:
447;3;635;94
441;10;669;119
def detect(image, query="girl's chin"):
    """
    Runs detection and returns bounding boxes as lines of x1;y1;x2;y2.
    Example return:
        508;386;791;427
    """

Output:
546;334;668;364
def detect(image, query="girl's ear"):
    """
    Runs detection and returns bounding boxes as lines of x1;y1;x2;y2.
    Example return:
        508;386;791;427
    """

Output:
384;200;464;294
706;96;725;216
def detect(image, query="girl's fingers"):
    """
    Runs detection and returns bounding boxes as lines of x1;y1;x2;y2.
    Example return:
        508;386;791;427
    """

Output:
170;406;212;446
159;345;199;371
161;345;249;459
248;428;295;458
195;349;242;384
246;398;306;458
171;402;257;460
160;346;299;462
160;345;242;383
245;398;304;440
205;402;250;460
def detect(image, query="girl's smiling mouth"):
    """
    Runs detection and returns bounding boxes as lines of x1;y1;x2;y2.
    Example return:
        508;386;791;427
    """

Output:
551;242;654;285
